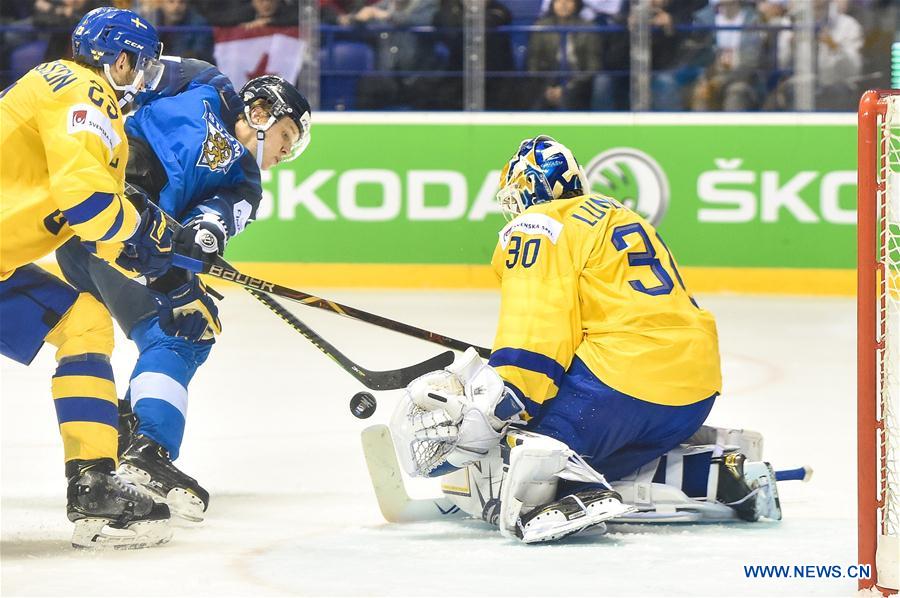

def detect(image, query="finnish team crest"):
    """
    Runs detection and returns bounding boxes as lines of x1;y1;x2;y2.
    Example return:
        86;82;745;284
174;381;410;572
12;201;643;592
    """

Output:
197;100;242;173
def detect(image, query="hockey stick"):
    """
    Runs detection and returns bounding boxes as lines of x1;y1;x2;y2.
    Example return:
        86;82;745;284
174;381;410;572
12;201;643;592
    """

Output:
153;210;457;389
361;424;813;524
172;252;491;359
249;289;455;391
361;424;464;522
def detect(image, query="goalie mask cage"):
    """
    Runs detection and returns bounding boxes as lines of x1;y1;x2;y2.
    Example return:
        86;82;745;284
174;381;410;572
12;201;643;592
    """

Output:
858;89;900;594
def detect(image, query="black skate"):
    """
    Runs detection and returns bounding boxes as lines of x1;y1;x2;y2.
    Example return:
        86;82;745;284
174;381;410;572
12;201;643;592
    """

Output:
516;489;635;543
66;458;172;549
118;435;209;522
715;452;782;522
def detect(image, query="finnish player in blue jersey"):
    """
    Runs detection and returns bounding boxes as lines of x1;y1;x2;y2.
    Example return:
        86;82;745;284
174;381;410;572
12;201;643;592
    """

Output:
55;62;311;522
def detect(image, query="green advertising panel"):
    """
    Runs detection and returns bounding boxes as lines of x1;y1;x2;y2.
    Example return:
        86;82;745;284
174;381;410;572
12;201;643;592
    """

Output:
227;115;857;269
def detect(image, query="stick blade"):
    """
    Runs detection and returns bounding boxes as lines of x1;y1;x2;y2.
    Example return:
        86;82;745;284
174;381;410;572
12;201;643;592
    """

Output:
361;424;416;523
362;350;455;391
361;424;462;523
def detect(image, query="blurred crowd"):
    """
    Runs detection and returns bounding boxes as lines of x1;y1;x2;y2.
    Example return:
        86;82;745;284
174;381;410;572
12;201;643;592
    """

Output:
1;0;897;111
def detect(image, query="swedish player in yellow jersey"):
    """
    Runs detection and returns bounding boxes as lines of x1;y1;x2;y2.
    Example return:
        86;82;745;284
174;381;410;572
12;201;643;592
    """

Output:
0;7;176;548
393;136;781;542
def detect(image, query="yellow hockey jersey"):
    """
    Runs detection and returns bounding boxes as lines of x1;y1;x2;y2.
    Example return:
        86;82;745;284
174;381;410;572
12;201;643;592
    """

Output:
489;194;721;412
0;60;139;280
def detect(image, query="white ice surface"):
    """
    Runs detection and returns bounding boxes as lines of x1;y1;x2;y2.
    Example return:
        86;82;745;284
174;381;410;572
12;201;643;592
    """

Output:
1;291;858;596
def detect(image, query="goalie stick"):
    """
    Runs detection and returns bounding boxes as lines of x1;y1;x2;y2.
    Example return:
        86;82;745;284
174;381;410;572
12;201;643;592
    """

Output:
172;253;491;359
361;424;813;524
250;289;455;391
361;424;464;522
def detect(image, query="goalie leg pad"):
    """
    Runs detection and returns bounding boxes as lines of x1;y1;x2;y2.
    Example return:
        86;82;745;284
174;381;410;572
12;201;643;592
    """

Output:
498;429;635;542
611;444;782;523
439;447;505;523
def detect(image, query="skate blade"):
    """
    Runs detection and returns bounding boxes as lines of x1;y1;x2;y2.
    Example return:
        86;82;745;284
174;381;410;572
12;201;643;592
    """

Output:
118;464;206;523
520;499;636;544
71;517;173;550
165;488;206;523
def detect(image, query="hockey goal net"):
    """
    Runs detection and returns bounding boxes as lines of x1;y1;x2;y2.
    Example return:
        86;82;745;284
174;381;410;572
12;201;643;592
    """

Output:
858;89;900;594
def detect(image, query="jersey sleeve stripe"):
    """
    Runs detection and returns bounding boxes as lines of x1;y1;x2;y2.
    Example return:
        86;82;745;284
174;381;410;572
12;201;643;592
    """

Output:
98;196;126;241
62;192;115;225
52;397;118;427
489;347;566;387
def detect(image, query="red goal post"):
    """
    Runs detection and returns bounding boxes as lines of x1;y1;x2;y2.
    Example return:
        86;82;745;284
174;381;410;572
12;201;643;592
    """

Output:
858;89;900;594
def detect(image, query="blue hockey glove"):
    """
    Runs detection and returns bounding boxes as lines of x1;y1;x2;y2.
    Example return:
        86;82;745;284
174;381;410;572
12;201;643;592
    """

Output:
151;271;222;343
174;213;228;262
116;191;173;279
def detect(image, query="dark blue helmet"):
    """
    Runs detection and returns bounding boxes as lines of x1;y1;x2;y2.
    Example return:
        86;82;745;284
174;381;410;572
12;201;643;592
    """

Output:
72;7;164;97
240;75;312;162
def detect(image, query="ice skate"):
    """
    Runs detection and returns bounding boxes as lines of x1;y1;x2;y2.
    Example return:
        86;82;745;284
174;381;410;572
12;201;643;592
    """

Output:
516;489;636;543
118;435;209;522
715;452;782;522
66;458;172;550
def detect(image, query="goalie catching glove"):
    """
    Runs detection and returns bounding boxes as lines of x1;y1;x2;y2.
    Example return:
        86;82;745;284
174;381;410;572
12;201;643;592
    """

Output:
393;347;524;476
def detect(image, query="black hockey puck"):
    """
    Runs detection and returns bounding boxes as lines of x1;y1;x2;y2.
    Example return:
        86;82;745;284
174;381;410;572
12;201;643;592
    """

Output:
350;391;377;419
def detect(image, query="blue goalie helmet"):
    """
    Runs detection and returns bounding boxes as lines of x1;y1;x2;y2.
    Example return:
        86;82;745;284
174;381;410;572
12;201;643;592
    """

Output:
72;7;164;105
496;135;588;219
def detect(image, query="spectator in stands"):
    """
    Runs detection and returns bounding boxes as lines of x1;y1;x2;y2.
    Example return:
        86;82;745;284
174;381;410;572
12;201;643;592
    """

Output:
238;0;299;28
321;0;379;25
193;0;249;26
33;0;101;61
689;0;765;111
592;0;707;111
352;0;440;109
537;0;622;23
151;0;214;63
765;0;863;110
427;0;516;109
527;0;601;110
757;0;791;73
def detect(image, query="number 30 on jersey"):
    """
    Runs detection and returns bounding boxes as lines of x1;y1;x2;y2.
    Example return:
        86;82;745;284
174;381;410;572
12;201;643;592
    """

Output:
505;236;542;269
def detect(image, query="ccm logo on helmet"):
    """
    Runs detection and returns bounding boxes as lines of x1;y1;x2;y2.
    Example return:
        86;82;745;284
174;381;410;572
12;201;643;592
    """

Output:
123;39;146;51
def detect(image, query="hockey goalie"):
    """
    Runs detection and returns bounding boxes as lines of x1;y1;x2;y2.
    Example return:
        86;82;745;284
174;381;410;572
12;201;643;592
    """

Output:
380;136;783;543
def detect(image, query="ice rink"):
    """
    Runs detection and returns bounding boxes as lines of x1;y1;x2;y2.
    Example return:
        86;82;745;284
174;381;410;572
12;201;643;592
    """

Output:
1;289;859;597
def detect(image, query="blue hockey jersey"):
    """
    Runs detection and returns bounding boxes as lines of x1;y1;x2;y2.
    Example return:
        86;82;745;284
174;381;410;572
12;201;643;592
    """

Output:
125;57;261;238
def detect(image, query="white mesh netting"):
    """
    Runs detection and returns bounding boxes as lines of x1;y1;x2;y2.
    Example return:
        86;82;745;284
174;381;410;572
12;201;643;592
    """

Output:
877;95;900;567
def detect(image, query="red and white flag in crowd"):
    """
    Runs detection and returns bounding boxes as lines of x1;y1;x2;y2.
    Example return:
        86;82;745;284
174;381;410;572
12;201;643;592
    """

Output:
213;26;305;90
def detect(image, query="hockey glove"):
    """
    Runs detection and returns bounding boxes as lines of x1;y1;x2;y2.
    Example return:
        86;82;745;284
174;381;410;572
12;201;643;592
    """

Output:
115;188;173;279
174;213;228;261
150;271;222;343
